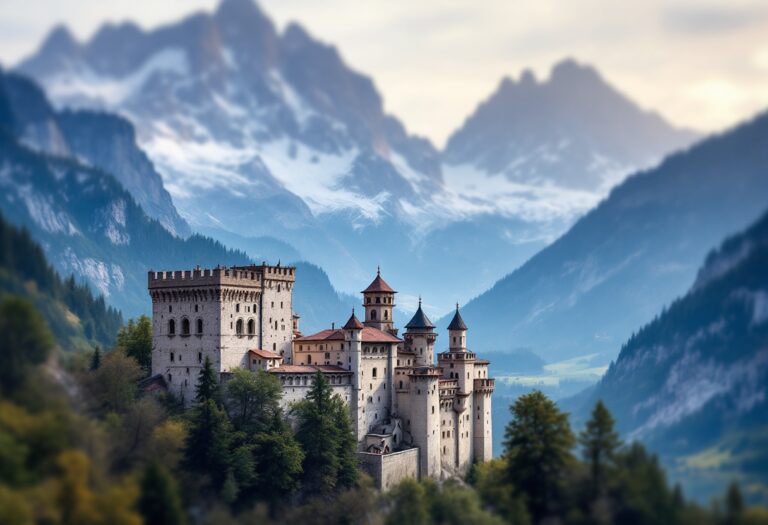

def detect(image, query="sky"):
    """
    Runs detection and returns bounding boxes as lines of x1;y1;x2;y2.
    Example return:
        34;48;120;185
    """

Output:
1;0;767;146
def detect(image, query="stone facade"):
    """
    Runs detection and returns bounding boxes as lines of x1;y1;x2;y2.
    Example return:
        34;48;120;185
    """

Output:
148;266;494;488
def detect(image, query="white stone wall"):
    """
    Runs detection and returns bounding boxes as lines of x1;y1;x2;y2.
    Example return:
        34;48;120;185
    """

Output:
358;448;420;490
274;373;352;409
473;388;493;462
403;374;441;478
261;275;294;361
359;343;394;435
151;289;222;404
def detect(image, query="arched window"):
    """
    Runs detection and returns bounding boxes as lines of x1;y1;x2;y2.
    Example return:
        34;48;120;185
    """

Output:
247;319;255;335
168;319;176;335
236;319;244;336
384;310;389;320
181;318;190;335
371;310;377;320
197;319;203;334
307;354;312;364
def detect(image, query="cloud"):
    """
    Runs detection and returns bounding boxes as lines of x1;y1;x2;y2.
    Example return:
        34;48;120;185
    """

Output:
662;3;768;34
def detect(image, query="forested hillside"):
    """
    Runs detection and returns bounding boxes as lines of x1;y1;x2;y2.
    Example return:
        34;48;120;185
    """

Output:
0;212;122;351
569;208;768;501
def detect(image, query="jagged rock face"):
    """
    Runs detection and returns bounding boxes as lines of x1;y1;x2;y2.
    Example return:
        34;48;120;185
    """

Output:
443;59;699;191
0;72;190;237
15;0;700;311
16;0;442;231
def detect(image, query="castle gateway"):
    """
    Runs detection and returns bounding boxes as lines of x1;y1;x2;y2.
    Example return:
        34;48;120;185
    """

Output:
148;265;494;488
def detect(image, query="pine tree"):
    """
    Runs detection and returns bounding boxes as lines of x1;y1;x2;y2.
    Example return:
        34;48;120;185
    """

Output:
138;462;185;525
503;390;575;523
0;297;54;395
116;315;152;371
195;356;219;404
224;368;283;433
90;346;101;371
251;422;304;506
183;399;233;489
580;400;621;499
292;371;355;495
725;482;744;525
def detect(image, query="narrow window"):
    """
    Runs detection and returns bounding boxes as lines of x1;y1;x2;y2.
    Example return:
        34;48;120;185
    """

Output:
168;319;175;335
198;352;202;363
170;352;175;362
371;310;377;320
372;367;377;378
247;319;255;335
182;318;190;335
197;319;203;334
194;304;199;312
236;303;240;313
236;319;244;335
169;305;172;313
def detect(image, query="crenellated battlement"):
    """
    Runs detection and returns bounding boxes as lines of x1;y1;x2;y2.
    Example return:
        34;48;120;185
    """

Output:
148;264;295;289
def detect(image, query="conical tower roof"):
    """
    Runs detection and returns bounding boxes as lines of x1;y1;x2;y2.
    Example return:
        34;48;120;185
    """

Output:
405;297;434;330
447;303;467;331
362;266;396;294
343;309;364;330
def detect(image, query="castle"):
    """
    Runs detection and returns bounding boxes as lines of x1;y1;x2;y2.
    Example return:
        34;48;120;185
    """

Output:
148;264;494;488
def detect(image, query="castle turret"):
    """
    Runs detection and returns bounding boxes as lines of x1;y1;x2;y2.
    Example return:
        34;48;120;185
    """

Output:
362;267;397;334
344;309;365;441
447;303;467;352
404;297;437;367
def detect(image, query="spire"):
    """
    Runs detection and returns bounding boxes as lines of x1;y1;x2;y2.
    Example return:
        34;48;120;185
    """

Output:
361;268;396;293
405;296;434;330
343;308;364;330
448;303;467;331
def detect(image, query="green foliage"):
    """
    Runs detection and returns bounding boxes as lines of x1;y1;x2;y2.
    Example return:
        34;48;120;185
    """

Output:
251;426;304;505
195;357;220;405
0;296;54;396
503;390;576;522
85;349;142;413
90;346;101;371
138;462;185;525
293;372;358;496
224;368;283;433
183;399;234;490
116;316;152;372
580;399;621;500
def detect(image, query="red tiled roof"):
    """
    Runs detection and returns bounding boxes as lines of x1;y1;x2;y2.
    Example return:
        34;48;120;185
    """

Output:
249;348;282;359
362;272;396;294
269;365;318;373
269;364;352;375
295;328;346;342
361;327;402;343
343;312;364;330
296;326;401;343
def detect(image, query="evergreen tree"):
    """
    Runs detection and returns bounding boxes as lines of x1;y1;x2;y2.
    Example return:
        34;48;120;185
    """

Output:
195;356;219;405
90;346;101;371
503;390;575;523
725;482;744;525
183;399;233;489
386;478;431;525
224;368;283;433
0;297;54;395
293;372;357;496
116;316;152;371
251;419;304;506
331;395;359;490
580;400;621;499
138;462;185;525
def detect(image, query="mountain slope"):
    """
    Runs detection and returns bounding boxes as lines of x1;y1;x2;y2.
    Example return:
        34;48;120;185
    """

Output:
569;209;768;502
444;59;698;191
439;111;768;364
14;0;699;313
0;211;123;352
0;71;190;237
0;71;352;331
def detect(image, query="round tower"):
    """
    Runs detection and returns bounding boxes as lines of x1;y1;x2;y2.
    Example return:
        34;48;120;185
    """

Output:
343;309;365;442
404;297;437;366
448;303;467;352
361;267;397;334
